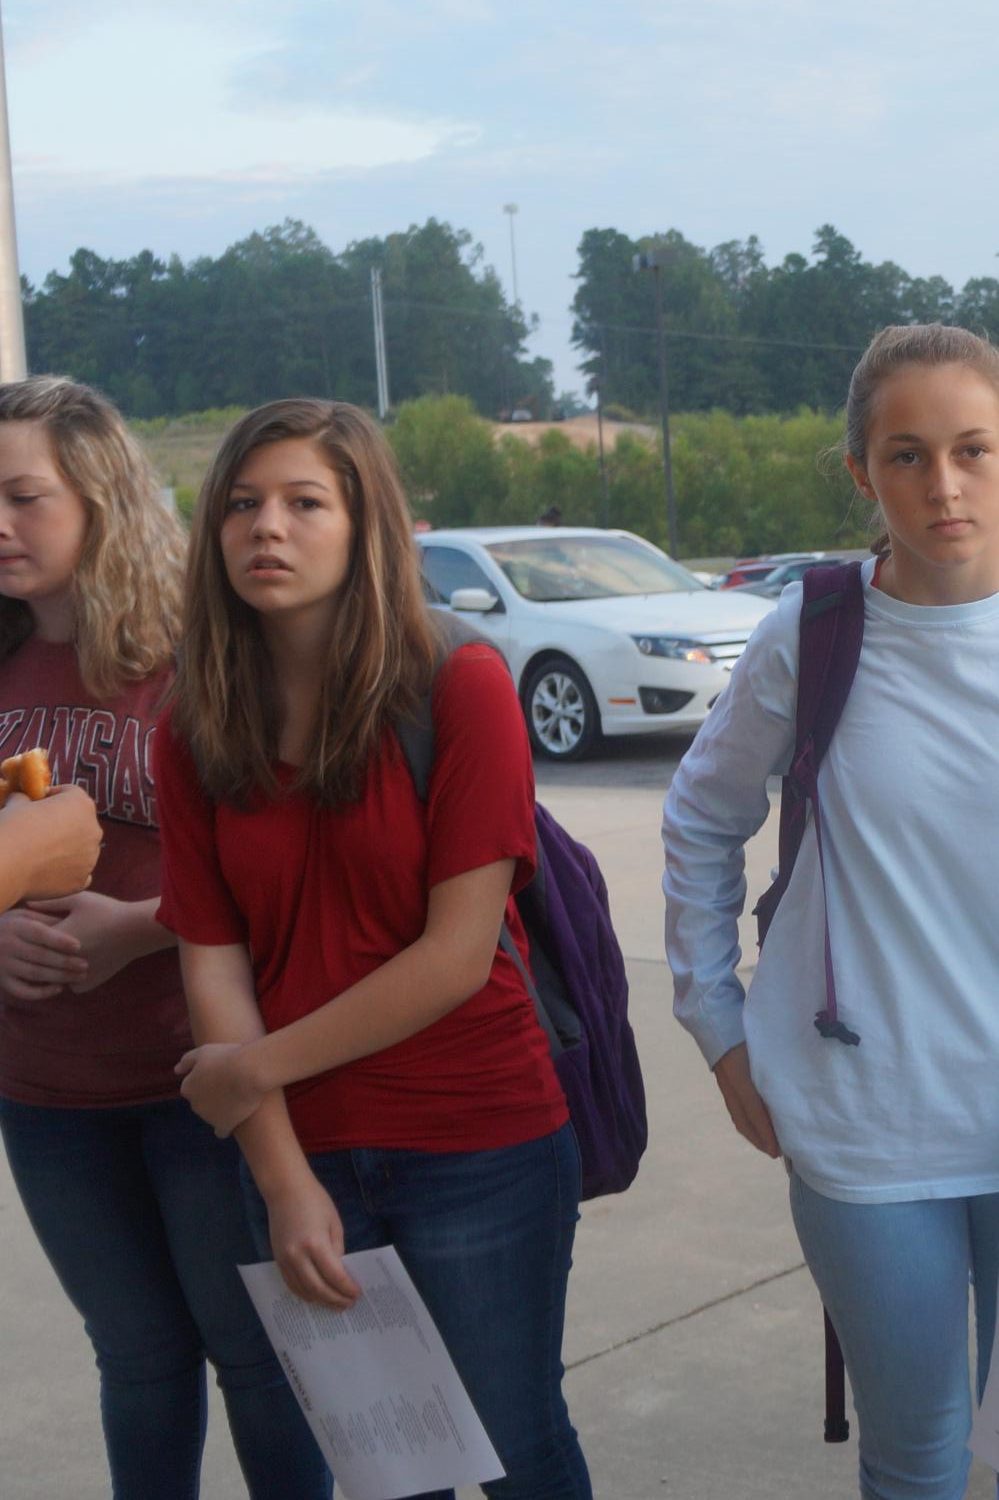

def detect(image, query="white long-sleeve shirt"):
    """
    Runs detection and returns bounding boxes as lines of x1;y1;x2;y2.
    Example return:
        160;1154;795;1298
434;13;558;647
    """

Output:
662;559;999;1202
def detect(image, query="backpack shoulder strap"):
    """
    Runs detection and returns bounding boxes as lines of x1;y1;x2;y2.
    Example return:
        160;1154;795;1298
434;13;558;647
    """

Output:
394;609;492;801
786;560;865;1045
775;562;864;875
392;610;557;1048
794;561;865;776
754;561;866;1041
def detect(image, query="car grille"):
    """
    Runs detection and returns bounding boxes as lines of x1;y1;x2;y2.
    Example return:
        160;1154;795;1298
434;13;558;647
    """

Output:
697;632;754;671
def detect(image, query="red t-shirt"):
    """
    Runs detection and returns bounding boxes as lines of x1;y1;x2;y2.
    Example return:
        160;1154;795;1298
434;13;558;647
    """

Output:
0;639;189;1107
155;645;568;1154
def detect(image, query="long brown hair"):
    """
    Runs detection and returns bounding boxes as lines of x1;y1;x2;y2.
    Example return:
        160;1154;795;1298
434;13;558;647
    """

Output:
173;399;438;804
846;324;999;557
0;376;185;696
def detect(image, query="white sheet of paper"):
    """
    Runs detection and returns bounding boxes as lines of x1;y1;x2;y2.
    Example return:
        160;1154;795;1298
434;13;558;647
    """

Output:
239;1249;504;1500
971;1307;999;1470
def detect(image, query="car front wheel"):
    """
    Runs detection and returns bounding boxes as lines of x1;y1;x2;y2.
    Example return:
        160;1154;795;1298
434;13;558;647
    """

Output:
523;657;600;760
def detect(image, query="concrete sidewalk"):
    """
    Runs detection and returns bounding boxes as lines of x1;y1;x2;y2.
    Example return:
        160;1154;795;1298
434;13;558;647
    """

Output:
0;775;993;1497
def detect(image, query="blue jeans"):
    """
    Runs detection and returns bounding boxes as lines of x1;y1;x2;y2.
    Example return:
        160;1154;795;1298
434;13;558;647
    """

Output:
790;1171;999;1500
0;1095;331;1500
243;1123;592;1500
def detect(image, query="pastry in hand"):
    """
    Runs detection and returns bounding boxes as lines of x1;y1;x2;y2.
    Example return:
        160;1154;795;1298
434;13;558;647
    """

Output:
0;748;53;807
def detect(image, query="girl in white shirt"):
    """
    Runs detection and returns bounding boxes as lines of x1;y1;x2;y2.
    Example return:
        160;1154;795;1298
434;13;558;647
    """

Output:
662;323;999;1500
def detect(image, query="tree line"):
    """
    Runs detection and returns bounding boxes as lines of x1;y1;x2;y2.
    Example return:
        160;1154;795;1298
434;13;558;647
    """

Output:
24;219;552;421
25;216;999;423
572;223;999;416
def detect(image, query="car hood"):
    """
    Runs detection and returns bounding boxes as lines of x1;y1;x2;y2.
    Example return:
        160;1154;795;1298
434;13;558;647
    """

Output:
520;589;774;637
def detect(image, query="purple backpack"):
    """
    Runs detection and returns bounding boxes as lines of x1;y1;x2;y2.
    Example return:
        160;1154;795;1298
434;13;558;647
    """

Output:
396;613;648;1201
752;559;865;1444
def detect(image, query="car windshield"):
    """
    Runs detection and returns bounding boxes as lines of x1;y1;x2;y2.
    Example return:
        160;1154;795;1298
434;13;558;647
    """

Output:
485;535;700;602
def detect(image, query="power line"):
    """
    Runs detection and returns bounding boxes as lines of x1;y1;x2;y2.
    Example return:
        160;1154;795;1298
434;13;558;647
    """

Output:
583;321;864;354
34;274;864;358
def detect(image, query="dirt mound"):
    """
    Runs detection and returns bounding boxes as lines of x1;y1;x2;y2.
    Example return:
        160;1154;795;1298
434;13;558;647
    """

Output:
490;414;656;450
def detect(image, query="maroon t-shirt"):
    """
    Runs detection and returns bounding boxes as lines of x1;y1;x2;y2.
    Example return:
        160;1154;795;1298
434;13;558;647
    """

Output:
0;638;188;1106
156;645;568;1154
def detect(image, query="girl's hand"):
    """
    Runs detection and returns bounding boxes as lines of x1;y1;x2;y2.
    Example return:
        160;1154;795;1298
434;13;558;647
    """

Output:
0;907;89;1000
175;1041;265;1136
264;1174;362;1309
713;1043;781;1158
27;891;143;992
2;785;102;902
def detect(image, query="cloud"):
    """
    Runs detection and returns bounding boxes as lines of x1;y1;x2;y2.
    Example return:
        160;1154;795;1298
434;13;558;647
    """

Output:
16;112;480;183
8;10;481;180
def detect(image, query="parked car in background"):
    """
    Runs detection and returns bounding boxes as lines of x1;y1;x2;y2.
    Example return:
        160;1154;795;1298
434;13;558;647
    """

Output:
416;527;775;759
714;551;825;589
732;555;830;598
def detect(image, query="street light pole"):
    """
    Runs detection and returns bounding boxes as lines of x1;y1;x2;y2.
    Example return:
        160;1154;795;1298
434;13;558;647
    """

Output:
0;1;25;381
502;203;519;306
633;250;678;557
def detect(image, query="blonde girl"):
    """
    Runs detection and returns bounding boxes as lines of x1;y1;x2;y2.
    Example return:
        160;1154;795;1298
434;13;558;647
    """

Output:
0;377;328;1499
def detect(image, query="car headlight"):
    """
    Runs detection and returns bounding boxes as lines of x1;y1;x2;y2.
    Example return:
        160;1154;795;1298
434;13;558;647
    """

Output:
631;635;713;665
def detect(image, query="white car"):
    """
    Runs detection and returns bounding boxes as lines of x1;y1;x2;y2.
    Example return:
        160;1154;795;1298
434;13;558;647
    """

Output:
416;527;775;759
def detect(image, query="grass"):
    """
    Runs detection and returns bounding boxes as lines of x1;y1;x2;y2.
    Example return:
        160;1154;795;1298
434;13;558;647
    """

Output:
130;409;247;509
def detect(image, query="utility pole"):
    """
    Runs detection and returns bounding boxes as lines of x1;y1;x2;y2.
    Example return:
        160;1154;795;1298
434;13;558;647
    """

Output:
502;203;519;306
594;378;609;528
633;249;678;557
597;326;610;526
0;1;25;380
370;267;389;419
588;328;610;527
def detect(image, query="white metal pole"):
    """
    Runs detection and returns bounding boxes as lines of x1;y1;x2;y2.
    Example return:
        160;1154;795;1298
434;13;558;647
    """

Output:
370;268;381;412
371;267;390;419
378;273;390;415
652;264;678;556
371;268;379;412
0;2;25;381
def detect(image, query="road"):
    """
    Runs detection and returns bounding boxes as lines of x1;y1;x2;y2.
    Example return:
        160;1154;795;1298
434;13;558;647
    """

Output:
534;729;696;792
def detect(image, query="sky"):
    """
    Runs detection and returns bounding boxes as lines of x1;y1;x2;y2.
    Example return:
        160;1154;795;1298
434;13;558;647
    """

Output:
6;0;999;398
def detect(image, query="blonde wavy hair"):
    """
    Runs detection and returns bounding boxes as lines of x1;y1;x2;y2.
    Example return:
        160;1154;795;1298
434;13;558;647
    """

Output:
0;376;185;696
173;399;438;805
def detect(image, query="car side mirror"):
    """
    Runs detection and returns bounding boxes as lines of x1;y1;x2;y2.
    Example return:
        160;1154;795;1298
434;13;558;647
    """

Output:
449;587;503;614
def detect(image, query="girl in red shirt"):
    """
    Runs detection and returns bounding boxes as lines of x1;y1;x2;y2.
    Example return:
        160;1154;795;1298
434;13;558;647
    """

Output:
158;399;592;1499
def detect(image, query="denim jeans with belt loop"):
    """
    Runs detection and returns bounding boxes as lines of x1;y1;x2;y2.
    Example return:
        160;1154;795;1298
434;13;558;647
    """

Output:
242;1121;593;1500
